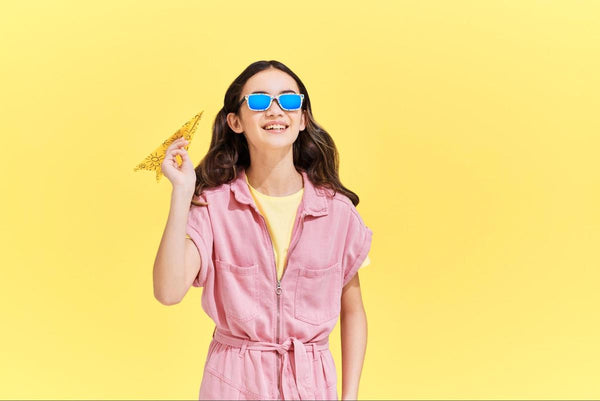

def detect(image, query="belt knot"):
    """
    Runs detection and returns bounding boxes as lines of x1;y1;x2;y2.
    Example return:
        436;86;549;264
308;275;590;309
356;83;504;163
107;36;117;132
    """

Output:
212;329;329;400
275;337;297;355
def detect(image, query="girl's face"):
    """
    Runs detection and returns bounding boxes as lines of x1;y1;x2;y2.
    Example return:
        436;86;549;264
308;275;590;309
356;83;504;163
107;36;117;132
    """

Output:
227;68;306;152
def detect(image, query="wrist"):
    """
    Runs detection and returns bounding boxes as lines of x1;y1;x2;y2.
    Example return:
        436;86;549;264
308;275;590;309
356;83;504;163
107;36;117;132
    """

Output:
172;185;195;199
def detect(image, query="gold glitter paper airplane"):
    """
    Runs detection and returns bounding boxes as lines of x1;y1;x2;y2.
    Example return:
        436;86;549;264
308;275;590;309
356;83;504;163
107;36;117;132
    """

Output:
133;110;203;182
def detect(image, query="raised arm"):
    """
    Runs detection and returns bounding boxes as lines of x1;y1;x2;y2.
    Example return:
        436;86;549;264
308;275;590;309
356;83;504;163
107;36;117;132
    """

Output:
152;136;201;305
153;187;201;305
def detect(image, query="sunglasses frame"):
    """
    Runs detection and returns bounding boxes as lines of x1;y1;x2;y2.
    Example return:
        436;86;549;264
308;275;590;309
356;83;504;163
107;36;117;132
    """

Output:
240;93;305;111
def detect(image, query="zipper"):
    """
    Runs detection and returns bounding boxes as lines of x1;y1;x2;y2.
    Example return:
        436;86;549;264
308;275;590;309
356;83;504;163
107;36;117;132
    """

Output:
276;279;282;399
257;208;306;400
255;212;283;398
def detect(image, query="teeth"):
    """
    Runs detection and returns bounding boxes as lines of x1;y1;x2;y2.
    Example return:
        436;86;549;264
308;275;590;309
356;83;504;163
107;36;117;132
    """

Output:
264;125;286;130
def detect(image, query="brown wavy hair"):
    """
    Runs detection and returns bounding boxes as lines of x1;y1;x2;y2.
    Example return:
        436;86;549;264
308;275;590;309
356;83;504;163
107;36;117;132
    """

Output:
190;60;361;207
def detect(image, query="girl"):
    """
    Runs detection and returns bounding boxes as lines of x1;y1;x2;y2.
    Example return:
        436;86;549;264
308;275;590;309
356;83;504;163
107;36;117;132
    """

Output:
153;60;373;400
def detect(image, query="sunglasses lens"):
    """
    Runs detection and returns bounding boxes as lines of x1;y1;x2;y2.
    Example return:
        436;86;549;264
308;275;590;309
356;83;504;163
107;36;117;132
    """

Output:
278;94;303;110
247;94;271;110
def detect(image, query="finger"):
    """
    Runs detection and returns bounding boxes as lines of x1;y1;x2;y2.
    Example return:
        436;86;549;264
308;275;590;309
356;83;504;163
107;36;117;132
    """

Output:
167;137;187;150
166;143;186;157
168;137;183;147
179;153;190;164
170;143;188;154
170;149;188;161
171;148;187;156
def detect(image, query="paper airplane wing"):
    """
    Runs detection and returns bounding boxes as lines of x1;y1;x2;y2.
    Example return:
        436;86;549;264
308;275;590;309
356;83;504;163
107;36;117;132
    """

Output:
133;110;203;182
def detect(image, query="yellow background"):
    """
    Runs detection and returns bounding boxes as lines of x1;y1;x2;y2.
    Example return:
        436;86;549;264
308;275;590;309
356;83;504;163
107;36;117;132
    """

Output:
1;0;599;399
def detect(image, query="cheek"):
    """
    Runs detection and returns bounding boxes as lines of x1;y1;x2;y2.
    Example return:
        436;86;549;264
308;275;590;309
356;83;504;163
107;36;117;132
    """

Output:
246;125;263;137
241;126;264;144
249;117;265;131
237;118;259;135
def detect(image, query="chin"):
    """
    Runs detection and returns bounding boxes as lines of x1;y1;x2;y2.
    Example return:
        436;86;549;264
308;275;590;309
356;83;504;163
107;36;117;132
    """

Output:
259;131;299;143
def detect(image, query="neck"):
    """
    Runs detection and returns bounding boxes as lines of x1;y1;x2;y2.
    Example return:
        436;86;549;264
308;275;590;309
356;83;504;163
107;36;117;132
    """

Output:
245;163;303;197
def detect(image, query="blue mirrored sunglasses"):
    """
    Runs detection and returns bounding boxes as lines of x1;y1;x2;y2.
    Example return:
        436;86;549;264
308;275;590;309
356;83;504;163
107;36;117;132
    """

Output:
240;93;304;111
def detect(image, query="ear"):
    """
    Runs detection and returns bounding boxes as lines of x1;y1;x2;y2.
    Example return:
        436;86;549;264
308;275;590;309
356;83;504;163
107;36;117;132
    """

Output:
226;112;244;134
299;110;306;131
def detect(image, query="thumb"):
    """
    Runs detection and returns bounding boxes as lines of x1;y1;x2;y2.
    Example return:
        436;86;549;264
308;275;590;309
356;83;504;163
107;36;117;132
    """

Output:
180;149;194;167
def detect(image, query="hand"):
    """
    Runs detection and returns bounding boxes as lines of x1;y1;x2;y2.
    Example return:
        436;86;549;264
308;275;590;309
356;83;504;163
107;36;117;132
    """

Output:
161;137;196;192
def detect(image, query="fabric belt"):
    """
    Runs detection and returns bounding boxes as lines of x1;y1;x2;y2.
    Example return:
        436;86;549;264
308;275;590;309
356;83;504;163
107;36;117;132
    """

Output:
212;327;330;400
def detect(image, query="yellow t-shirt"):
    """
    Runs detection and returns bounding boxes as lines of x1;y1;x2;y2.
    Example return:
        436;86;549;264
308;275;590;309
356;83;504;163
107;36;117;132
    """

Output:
245;173;370;281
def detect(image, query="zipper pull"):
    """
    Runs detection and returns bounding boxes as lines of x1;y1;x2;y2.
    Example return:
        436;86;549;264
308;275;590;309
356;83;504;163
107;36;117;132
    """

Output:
276;280;282;295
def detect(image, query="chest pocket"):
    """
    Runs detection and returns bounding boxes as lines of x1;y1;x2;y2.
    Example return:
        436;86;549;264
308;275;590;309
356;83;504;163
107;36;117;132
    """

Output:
294;261;342;326
215;259;259;322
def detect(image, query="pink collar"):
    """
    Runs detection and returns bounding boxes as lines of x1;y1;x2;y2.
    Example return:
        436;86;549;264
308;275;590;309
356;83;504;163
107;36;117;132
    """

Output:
229;167;329;217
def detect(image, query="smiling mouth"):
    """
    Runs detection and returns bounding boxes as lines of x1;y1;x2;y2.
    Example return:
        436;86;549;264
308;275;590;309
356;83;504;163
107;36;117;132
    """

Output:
262;126;288;133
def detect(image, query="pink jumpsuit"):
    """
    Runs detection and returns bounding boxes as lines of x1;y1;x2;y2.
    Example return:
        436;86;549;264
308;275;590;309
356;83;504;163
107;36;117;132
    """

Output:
185;167;373;400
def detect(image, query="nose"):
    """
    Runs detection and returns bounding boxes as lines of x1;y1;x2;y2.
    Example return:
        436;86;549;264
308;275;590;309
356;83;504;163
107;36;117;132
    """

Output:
265;98;284;115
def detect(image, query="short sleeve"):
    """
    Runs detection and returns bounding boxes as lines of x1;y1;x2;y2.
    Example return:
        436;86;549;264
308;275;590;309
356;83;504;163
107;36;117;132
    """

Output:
185;195;214;288
360;254;371;268
342;209;373;287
